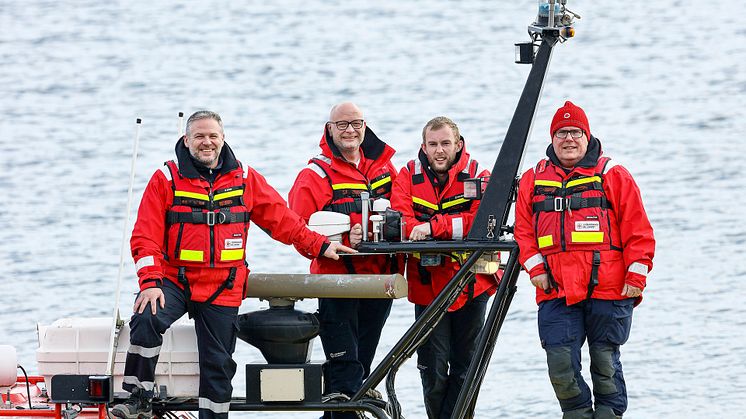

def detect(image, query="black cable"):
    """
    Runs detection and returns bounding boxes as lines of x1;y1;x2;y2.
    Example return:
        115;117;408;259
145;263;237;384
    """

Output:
16;365;32;410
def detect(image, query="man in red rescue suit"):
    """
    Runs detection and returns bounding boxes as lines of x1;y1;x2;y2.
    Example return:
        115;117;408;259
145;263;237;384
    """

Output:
390;116;499;419
111;111;353;419
514;101;655;419
288;102;398;419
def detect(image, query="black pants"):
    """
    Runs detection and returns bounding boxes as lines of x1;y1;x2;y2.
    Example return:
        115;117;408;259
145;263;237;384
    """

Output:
319;297;392;419
122;280;238;419
414;293;489;419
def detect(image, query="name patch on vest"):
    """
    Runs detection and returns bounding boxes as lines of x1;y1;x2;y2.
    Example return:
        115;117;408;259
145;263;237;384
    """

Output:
575;221;600;231
225;238;243;249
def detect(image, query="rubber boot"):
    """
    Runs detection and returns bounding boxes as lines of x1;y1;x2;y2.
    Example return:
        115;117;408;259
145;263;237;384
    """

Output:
563;406;594;419
593;405;622;418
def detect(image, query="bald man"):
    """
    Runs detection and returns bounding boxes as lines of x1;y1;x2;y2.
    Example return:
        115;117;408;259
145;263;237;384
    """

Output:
289;103;399;419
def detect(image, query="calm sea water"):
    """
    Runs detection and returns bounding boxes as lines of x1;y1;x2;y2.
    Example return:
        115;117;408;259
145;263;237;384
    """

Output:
2;1;745;417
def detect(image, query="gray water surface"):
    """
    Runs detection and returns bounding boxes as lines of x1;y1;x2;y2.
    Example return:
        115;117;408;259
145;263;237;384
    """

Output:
1;1;745;417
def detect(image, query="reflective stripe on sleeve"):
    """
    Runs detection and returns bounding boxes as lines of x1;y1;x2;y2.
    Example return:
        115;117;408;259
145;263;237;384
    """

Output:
123;376;155;391
307;163;327;178
199;397;231;414
628;262;649;277
603;159;619;174
452;217;463;240
127;344;161;359
524;253;544;272
135;256;155;272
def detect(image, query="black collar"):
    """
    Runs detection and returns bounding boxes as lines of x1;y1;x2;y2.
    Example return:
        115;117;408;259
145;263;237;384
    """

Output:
546;136;602;171
324;126;387;161
174;137;240;179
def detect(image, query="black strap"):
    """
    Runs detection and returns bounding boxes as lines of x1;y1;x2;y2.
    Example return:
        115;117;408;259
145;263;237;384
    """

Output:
543;260;559;294
532;196;609;213
417;263;432;285
141;278;163;288
587;250;601;300
340;255;357;274
166;209;250;225
177;267;195;319
388;254;399;275
464;273;475;301
323;200;363;215
204;267;237;305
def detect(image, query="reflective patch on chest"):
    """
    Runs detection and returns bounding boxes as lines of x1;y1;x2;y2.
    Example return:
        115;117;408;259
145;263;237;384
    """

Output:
225;238;243;249
575;221;600;231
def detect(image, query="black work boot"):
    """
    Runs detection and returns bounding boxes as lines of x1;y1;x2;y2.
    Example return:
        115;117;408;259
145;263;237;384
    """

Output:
111;388;153;419
593;405;622;419
563;406;594;419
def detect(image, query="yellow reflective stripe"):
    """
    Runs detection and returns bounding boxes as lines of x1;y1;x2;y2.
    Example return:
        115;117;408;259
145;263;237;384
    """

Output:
179;249;204;262
370;176;391;190
571;231;604;243
537;235;554;248
213;189;243;201
566;176;602;188
331;183;368;191
412;196;439;210
535;180;562;188
442;198;469;209
174;191;209;201
220;249;244;261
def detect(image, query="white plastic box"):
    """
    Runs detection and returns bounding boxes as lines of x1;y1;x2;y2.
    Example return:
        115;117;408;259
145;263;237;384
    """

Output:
37;317;199;397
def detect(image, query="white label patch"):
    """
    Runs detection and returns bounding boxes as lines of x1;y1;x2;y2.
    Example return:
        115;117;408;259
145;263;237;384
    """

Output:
575;221;600;231
225;238;243;249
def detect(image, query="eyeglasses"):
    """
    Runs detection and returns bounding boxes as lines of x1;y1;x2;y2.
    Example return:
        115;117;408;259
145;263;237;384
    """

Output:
329;119;364;130
554;129;584;139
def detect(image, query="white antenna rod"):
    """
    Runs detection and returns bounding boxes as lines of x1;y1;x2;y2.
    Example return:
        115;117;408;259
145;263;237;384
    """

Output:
106;118;143;375
178;111;185;137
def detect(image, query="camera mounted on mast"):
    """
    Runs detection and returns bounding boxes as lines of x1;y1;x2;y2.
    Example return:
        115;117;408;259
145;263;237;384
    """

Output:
516;0;580;64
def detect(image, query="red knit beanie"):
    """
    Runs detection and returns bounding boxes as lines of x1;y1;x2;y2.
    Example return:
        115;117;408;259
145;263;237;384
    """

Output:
550;101;591;138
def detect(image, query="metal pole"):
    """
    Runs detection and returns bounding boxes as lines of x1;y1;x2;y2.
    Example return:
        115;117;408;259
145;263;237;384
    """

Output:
106;118;142;375
451;249;522;419
468;34;559;240
353;250;485;401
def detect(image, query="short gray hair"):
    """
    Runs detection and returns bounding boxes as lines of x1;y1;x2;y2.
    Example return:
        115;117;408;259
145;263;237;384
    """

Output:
185;110;224;136
422;116;460;143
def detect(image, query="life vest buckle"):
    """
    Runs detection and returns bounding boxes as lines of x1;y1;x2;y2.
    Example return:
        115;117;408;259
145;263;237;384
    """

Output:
553;196;566;212
206;210;226;226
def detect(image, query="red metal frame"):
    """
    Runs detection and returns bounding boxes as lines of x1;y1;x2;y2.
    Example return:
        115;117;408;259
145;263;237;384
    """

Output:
0;376;108;419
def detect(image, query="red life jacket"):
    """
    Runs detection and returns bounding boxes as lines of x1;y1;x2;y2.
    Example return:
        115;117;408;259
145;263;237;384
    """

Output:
163;160;251;269
307;154;397;275
309;154;393;215
403;156;498;311
530;156;622;255
406;157;479;223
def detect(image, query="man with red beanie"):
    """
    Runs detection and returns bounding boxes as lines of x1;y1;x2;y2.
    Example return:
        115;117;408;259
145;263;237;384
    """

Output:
514;101;655;418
